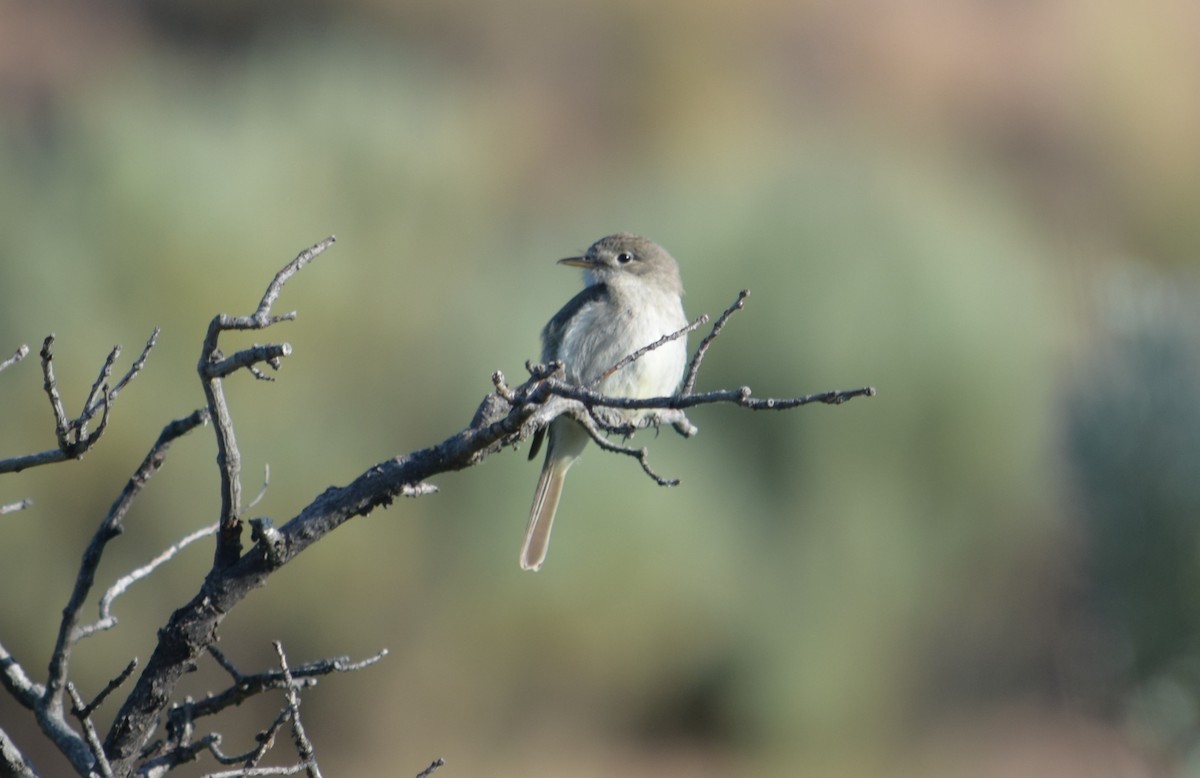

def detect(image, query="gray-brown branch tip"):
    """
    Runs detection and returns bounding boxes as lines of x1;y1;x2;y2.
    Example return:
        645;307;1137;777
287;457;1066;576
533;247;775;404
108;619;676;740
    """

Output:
1;344;30;372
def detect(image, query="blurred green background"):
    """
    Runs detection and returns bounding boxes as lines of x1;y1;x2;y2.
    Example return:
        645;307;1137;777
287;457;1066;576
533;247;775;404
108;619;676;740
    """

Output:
2;1;1200;775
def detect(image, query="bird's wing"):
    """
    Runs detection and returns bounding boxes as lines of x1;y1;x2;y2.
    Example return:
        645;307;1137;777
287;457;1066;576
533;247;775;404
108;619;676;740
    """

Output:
540;282;610;362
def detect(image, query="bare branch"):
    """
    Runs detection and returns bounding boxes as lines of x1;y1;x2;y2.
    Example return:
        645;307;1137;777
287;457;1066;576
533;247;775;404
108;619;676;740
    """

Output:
0;726;38;778
0;498;33;515
579;418;679;486
0;642;91;776
544;379;876;413
170;649;389;726
0;344;30;373
199;236;336;571
107;329;159;404
79;345;121;436
143;646;385;777
682;288;749;395
67;682;115;778
273;642;321;778
203;762;307;777
416;758;446;778
39;335;71;450
1;640;44;710
44;410;209;718
202;711;288;769
1;330;160;474
77;523;219;641
203;344;292;381
77;659;139;719
79;328;160;432
592;313;710;387
247;465;271;511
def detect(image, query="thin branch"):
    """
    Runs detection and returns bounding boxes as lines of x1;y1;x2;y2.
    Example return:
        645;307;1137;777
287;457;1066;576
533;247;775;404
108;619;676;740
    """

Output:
77;523;219;640
416;758;446;778
79;328;160;431
0;498;33;515
1;640;44;710
0;344;29;373
43;410;209;718
0;641;91;776
591;313;709;387
200;236;336;571
273;642;321;778
134;733;220;778
67;682;115;778
39;335;71;450
78;659;139;719
203;344;292;381
681;288;749;395
0;726;38;778
170;649;389;726
546;379;876;413
247;465;271;511
203;763;308;777
578;415;679;486
152;646;386;778
107;329;159;404
0;330;159;474
79;345;121;437
207;710;288;767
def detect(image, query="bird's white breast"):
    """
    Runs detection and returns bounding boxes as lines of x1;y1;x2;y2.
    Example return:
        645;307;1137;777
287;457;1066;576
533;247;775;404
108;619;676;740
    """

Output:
558;277;688;401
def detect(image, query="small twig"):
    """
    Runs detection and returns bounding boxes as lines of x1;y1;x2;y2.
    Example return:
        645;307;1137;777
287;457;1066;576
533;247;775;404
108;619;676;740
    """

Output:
201;237;335;570
77;658;139;718
0;639;44;710
43;410;209;715
77;522;219;640
196;711;287;768
2;330;159;473
591;313;709;387
171;649;389;726
39;335;71;450
576;410;679;486
274;642;321;778
401;482;439;497
203;763;307;777
108;328;159;403
545;379;875;413
203;344;292;381
0;726;37;778
416;758;446;778
0;344;29;373
0;498;33;515
681;289;749;395
207;645;246;683
67;682;115;778
80;328;160;429
79;345;121;437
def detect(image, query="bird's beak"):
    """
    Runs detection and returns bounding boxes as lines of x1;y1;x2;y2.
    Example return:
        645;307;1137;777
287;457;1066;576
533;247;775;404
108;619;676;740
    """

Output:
557;256;593;268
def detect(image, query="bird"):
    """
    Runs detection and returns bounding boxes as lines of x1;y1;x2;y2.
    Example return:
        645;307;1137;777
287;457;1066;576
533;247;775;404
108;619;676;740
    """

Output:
521;233;689;571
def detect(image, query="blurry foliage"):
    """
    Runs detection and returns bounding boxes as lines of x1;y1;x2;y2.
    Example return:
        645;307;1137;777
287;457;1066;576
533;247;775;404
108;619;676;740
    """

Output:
1;1;1198;775
1067;272;1200;761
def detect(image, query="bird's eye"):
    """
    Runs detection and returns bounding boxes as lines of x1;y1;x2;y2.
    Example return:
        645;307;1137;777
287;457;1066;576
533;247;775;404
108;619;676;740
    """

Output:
616;252;634;264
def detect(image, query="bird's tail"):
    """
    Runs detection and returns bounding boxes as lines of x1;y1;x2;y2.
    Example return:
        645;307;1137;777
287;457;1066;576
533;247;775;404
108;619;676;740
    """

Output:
520;456;569;571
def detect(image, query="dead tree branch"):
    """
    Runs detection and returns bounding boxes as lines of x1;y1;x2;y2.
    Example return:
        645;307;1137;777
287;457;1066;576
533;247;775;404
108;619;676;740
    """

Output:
0;344;30;373
198;236;336;571
0;331;159;474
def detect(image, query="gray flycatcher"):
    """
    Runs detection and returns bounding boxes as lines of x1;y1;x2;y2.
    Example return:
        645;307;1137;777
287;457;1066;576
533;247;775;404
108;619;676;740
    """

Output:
521;233;689;571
